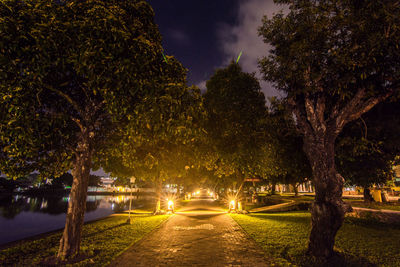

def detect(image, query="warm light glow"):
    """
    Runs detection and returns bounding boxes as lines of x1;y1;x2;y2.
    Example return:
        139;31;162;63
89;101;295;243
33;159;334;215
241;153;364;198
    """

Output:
167;200;174;211
230;200;235;210
196;190;200;194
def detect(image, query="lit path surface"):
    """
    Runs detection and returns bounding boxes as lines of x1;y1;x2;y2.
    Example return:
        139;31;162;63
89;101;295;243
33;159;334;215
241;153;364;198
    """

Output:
110;199;271;267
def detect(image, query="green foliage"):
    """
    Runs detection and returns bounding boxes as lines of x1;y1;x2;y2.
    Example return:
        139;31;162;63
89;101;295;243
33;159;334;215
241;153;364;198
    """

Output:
98;83;206;186
0;0;172;179
51;172;73;188
204;62;268;182
259;0;400;101
0;214;169;266
337;100;400;188
266;97;312;187
231;212;400;266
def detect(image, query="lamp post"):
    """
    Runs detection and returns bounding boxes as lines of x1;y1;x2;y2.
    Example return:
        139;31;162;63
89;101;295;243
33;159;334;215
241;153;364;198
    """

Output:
127;176;136;224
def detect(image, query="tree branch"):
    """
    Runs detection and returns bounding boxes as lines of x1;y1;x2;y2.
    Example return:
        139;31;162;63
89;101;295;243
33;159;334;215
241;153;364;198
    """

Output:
304;94;326;135
287;97;314;138
45;85;83;116
333;89;393;135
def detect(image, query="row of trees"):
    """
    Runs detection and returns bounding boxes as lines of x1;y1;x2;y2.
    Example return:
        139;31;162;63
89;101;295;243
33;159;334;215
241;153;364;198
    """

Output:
0;173;102;192
0;0;399;262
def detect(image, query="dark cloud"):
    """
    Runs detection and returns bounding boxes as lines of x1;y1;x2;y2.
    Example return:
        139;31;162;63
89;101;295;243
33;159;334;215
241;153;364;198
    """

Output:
167;29;190;45
217;0;287;98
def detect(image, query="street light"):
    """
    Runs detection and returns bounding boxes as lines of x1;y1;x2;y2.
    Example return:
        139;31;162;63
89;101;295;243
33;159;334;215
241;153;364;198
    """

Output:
229;199;236;213
167;199;174;213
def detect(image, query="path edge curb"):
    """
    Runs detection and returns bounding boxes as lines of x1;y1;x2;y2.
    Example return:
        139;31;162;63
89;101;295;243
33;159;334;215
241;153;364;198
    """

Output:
108;214;174;266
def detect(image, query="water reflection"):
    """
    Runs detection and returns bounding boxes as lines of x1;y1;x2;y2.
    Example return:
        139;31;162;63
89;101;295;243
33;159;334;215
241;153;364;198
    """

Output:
106;195;150;212
0;194;154;245
0;194;101;219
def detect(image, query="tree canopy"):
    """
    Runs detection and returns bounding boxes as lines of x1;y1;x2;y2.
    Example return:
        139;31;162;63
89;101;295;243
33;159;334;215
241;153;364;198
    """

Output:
204;63;268;187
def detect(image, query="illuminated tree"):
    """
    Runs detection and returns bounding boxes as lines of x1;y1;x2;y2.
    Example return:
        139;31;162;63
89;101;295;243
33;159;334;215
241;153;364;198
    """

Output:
99;81;205;211
204;63;268;194
259;0;400;259
0;0;178;259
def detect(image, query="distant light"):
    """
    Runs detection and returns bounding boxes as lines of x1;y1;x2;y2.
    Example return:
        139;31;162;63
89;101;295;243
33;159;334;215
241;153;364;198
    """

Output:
167;200;174;212
229;200;236;212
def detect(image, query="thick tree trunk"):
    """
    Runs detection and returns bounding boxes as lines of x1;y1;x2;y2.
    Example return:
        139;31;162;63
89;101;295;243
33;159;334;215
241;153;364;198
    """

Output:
304;137;348;260
363;187;374;202
288;88;386;261
57;131;92;259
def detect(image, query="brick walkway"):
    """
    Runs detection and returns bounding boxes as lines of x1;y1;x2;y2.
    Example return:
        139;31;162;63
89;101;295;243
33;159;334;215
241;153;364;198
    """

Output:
110;199;270;267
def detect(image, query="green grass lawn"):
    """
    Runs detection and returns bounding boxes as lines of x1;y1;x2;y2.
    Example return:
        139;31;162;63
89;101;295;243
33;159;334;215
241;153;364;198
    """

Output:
231;212;400;266
347;200;400;211
0;214;169;266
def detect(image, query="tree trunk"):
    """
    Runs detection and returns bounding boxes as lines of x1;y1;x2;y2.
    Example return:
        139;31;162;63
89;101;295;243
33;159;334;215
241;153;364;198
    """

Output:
292;182;299;197
363;187;374;202
154;175;162;213
304;136;348;260
57;131;92;259
271;182;276;195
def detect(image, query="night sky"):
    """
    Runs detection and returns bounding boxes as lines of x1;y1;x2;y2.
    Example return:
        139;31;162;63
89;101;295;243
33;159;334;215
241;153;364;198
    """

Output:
147;0;285;98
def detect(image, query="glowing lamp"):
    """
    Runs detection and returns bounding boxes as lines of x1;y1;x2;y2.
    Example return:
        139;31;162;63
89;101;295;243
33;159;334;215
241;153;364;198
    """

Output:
167;199;174;212
229;200;236;212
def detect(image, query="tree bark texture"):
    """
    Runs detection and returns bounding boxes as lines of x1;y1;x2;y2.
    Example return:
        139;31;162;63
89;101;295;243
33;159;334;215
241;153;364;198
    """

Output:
271;182;276;195
292;182;299;196
303;136;347;259
57;130;92;259
288;90;386;260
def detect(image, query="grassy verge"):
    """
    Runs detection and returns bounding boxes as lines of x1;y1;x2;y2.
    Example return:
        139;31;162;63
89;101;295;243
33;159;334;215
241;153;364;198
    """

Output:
262;194;400;212
0;214;169;266
231;212;400;266
347;200;400;211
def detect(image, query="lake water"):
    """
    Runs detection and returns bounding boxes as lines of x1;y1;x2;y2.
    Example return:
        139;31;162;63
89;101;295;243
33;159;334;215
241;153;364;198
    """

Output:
0;194;153;246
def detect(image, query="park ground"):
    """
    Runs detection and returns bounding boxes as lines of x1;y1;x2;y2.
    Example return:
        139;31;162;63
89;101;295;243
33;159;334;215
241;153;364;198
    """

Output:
0;196;400;266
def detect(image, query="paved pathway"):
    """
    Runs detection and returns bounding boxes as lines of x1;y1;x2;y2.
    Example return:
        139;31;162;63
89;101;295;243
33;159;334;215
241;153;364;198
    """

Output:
110;199;270;267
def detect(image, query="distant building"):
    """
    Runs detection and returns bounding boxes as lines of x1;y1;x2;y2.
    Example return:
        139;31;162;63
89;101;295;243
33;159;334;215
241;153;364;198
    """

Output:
100;177;114;188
